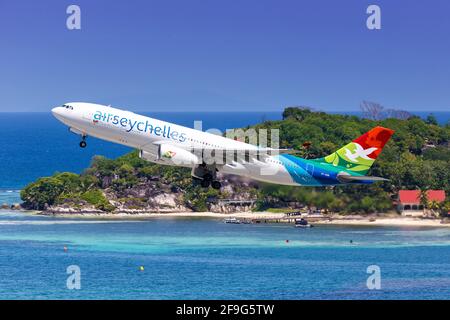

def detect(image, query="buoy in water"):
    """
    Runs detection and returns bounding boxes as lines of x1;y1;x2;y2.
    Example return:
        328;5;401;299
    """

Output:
139;266;145;271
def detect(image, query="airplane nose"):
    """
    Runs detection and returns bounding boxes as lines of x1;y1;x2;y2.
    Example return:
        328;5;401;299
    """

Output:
52;106;61;116
52;106;65;121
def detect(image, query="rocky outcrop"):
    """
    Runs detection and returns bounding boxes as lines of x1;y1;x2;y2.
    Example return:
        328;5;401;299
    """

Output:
110;192;191;213
1;203;23;210
44;174;259;214
208;203;254;213
46;205;104;214
11;203;22;210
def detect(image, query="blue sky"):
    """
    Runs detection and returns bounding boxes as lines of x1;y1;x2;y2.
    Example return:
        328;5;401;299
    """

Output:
0;0;449;112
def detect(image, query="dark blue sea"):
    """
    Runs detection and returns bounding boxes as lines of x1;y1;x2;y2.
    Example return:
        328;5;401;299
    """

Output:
0;111;449;299
0;211;449;299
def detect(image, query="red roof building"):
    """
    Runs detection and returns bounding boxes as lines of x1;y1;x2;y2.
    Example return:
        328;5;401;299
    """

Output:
398;190;446;216
399;190;445;204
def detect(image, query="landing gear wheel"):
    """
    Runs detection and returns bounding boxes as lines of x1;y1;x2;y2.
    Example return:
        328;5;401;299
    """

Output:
192;177;202;186
200;179;211;188
203;173;213;182
79;140;87;148
211;181;221;190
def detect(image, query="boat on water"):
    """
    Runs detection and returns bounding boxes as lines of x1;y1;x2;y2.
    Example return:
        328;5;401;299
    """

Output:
224;217;241;224
294;218;313;228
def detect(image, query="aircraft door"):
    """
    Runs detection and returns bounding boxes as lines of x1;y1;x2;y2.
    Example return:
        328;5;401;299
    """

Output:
306;163;314;176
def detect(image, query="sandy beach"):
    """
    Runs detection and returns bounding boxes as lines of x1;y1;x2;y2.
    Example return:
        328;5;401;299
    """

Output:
27;210;450;228
312;216;450;228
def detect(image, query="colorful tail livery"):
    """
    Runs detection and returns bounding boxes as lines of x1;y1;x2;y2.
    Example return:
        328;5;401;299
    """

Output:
318;126;394;175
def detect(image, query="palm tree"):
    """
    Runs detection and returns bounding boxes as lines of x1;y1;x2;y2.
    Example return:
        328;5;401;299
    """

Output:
433;201;450;218
441;201;450;218
419;189;429;215
419;189;429;206
428;200;441;218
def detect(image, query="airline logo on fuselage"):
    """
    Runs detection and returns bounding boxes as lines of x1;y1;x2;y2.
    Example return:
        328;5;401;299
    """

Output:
93;111;187;143
162;150;176;159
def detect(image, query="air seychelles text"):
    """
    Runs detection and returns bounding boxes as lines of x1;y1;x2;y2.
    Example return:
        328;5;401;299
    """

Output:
93;111;187;143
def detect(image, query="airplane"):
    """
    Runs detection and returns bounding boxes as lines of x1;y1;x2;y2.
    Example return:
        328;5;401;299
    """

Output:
52;102;394;189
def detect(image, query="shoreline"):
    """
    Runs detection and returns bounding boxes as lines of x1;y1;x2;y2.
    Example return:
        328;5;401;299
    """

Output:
15;210;450;228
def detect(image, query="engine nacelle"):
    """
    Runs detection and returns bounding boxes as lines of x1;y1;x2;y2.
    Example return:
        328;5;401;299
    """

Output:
140;144;200;167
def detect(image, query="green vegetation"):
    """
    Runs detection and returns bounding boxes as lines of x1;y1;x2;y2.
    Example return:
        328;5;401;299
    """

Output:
21;107;450;214
20;150;223;212
21;172;98;210
79;189;115;212
251;107;449;214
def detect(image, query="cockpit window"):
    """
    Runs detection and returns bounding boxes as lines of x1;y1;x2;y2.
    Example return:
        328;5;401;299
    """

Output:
62;104;74;110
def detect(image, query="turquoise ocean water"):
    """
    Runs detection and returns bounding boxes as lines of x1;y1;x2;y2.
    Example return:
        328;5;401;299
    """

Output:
0;211;449;299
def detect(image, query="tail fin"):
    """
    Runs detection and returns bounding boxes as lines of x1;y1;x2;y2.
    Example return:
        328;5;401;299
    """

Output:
317;126;394;174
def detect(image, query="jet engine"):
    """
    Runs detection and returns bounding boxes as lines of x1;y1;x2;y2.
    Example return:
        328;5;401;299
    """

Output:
140;144;200;167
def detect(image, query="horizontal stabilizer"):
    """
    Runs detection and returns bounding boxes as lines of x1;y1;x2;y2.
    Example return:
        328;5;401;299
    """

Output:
337;174;389;183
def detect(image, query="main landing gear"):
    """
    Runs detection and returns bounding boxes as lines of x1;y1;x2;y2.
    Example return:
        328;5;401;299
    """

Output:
211;180;221;190
199;177;222;189
192;164;222;189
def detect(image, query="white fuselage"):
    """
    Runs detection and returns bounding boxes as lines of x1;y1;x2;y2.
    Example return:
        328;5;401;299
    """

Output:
52;102;298;185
